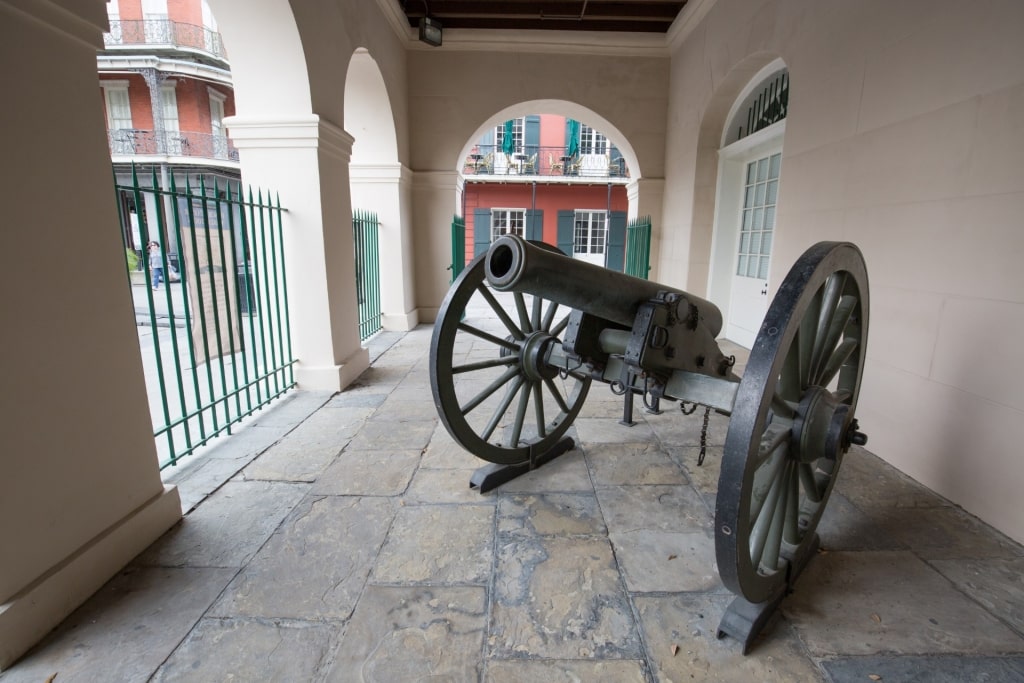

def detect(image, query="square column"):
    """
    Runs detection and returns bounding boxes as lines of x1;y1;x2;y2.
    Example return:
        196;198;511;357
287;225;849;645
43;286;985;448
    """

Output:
226;115;369;391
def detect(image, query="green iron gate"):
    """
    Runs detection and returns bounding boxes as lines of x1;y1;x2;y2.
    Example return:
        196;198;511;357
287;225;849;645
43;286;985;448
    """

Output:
625;215;652;280
450;214;466;282
116;165;294;469
353;209;381;340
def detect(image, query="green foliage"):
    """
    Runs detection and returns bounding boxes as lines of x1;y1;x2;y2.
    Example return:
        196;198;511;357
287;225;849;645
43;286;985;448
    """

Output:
126;247;140;272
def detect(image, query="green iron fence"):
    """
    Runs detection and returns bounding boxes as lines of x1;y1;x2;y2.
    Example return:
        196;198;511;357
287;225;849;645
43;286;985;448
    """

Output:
450;214;466;282
353;209;381;340
116;165;294;469
625;215;652;280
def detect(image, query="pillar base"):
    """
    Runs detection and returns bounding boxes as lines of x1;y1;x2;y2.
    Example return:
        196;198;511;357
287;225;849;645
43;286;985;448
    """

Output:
381;310;419;331
0;485;182;670
294;346;370;391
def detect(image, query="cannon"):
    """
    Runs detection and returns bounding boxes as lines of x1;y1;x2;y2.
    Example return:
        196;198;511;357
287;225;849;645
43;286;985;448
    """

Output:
429;235;869;653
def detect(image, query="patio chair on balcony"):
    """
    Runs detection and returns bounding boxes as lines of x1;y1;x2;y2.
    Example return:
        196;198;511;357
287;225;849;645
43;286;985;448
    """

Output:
566;154;583;176
521;153;537;175
548;152;563;175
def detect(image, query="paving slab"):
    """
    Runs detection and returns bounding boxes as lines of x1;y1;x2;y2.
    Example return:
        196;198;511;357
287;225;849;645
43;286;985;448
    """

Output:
135;480;308;568
312;448;421;496
816;491;908;551
865;504;1024;560
646;406;730;447
634;592;825;682
783;550;1024;656
0;567;235;683
324;391;388;409
586;441;688;487
373;394;440;421
835;445;949;509
241;407;357;482
421;423;475;469
238;390;334;428
153;618;334;682
498;493;607;538
211;496;395;620
493;445;595;494
489;535;641;659
822;654;1024;682
596;484;712;534
325;586;486;682
610;529;723;593
371;504;494;584
930;556;1024;633
484;659;648;682
346;419;436;452
405;466;492;504
574;416;656;445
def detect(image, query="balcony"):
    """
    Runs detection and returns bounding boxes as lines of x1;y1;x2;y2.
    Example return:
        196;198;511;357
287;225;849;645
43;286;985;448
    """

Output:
103;19;228;62
108;128;239;164
463;144;630;181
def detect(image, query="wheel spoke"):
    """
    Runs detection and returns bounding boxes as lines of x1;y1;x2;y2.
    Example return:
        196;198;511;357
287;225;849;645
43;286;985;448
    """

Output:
479;375;525;442
749;449;787;531
457;322;519;351
453;355;518;375
760;462;793;571
755;424;791;468
819;337;859;389
749;459;788;567
810;273;846;372
506;381;531;447
532;382;546;438
514;292;532;333
544;376;571;413
550;313;571;338
798;289;823;389
784;465;801;544
541;300;560;332
779;342;802;403
799;462;822;503
532;294;543;332
811;294;856;384
459;365;521;416
771;391;797;420
479;285;525;341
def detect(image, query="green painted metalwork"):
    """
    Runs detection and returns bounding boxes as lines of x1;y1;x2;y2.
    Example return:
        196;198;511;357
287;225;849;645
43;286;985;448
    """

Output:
353;209;382;340
450;214;466;282
116;164;295;469
625;215;652;280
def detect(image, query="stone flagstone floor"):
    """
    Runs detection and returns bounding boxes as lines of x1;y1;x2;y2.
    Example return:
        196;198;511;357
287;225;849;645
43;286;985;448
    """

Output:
3;326;1023;682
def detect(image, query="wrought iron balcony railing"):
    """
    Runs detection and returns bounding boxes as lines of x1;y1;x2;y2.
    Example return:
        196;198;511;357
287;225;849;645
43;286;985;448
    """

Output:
108;129;239;163
104;19;228;61
463;144;630;180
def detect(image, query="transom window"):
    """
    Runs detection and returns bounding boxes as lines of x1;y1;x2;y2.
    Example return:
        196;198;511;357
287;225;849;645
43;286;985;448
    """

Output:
492;209;525;241
736;152;781;279
579;124;607;155
574;210;606;255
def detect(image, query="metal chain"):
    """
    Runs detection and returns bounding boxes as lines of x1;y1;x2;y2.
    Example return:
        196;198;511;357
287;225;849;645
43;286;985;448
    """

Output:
697;406;712;466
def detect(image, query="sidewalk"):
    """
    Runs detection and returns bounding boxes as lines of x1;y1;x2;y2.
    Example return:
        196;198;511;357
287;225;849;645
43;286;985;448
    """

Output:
2;323;1022;681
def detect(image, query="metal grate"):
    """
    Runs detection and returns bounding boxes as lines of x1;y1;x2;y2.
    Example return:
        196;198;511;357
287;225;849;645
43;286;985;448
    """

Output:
353;209;382;341
625;215;652;279
117;165;294;469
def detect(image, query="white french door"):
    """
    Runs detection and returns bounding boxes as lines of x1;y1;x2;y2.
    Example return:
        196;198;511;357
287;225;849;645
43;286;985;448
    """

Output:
725;150;781;347
573;210;607;266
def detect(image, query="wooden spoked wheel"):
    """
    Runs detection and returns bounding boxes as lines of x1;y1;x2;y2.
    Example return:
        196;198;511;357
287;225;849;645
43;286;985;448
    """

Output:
430;252;591;465
715;242;869;604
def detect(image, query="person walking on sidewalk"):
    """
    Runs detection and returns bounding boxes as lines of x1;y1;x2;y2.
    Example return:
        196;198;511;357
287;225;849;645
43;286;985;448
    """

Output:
148;241;164;290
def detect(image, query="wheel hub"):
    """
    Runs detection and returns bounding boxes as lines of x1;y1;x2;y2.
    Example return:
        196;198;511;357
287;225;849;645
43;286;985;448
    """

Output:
515;331;558;382
791;386;849;464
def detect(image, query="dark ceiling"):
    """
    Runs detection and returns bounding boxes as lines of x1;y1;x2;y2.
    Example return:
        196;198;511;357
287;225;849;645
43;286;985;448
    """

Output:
400;1;689;33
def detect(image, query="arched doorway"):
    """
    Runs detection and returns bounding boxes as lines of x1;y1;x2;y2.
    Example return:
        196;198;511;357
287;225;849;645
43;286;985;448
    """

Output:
708;60;789;347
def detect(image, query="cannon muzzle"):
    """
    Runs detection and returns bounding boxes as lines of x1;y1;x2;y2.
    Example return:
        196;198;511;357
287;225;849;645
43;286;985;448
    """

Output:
485;235;722;336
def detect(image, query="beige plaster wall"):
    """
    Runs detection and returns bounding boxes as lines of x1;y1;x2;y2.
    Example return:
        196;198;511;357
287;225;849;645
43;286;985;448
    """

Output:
663;0;1024;541
0;0;181;666
407;49;671;315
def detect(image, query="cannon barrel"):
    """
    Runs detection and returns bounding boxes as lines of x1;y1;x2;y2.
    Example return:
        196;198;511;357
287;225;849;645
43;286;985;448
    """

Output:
485;235;723;336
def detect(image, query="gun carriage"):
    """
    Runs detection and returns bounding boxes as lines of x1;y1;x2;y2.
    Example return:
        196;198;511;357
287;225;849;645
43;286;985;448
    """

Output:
429;235;869;652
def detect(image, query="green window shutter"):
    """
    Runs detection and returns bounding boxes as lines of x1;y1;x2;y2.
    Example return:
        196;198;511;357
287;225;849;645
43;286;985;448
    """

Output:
525;209;544;242
473;208;492;256
605;211;627;272
524;115;540;157
556;210;575;256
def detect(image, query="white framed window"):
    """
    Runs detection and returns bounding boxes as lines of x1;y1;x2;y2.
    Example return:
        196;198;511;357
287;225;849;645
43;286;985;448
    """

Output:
579;124;607;155
208;88;228;158
101;81;133;130
161;83;182;154
495;118;524;155
735;152;781;280
491;209;525;241
574;210;607;255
